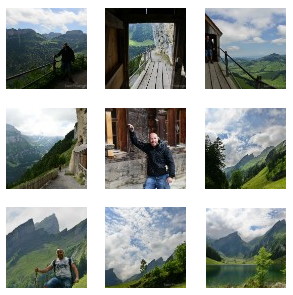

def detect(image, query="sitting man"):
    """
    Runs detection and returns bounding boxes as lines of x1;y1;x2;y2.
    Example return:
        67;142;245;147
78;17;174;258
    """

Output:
35;248;79;288
127;124;175;189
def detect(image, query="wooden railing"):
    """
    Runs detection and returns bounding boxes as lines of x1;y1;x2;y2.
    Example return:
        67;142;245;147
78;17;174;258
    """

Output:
13;168;58;189
219;48;276;89
78;163;87;178
129;47;154;87
6;59;61;89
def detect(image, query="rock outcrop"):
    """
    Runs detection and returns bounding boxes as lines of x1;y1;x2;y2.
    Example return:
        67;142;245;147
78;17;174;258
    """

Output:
35;213;59;234
152;23;174;64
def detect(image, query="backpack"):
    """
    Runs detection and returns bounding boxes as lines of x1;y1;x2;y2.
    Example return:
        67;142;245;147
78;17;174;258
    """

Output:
53;258;74;281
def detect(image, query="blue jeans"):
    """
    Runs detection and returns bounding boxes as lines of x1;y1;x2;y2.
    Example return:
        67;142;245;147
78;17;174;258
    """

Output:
205;49;213;57
44;277;72;288
61;61;72;76
144;174;170;189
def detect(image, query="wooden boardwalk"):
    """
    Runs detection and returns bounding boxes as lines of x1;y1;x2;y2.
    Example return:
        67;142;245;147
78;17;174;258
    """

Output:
205;62;238;89
133;51;172;89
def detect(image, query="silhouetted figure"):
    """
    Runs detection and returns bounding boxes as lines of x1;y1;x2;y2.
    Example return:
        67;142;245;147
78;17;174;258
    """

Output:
205;35;214;63
55;43;75;83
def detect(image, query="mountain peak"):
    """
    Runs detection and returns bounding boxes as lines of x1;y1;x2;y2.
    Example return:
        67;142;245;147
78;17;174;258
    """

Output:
35;213;59;234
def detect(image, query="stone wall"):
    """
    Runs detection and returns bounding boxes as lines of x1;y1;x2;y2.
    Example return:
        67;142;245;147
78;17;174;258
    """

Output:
105;152;186;189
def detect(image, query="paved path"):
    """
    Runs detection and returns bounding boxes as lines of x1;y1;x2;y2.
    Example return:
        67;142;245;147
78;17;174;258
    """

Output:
53;70;87;89
43;170;86;189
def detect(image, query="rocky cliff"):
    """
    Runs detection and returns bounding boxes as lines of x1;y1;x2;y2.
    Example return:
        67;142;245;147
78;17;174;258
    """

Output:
152;23;174;64
35;213;59;234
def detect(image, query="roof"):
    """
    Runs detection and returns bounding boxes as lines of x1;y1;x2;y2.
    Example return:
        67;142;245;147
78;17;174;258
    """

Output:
74;144;87;153
205;14;223;36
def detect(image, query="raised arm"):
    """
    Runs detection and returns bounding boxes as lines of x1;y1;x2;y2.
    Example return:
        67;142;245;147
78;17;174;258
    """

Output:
127;124;149;153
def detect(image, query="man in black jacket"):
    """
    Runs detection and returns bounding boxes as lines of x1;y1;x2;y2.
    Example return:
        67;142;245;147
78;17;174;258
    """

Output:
127;124;175;189
54;43;75;82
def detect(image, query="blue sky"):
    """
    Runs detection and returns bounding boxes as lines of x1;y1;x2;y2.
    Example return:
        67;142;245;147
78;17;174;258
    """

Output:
6;8;87;34
206;208;286;242
105;207;186;281
205;108;286;167
206;8;286;57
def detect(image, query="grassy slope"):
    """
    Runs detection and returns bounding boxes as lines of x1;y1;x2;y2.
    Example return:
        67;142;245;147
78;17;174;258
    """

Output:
6;243;59;287
206;257;223;265
241;167;286;189
129;39;154;46
108;280;186;288
73;275;87;288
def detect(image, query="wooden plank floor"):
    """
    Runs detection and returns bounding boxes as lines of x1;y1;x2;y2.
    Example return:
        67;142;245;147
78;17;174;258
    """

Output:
205;62;237;89
137;51;172;89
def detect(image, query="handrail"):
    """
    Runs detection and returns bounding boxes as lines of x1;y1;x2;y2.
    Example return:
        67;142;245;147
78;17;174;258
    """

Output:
219;48;276;89
6;54;87;89
129;48;153;79
6;59;60;81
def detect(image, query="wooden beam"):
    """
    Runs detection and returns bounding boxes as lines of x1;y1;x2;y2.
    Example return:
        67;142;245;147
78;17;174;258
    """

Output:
105;111;113;145
105;110;114;157
117;108;128;152
179;109;186;144
105;10;124;29
167;109;176;146
106;64;124;89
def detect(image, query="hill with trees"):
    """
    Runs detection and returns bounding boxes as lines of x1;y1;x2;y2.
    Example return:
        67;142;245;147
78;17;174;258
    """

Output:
227;53;286;89
6;124;61;186
106;242;186;288
8;129;76;188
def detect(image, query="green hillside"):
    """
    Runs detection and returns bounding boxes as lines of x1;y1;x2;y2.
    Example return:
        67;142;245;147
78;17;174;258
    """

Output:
6;219;87;288
73;275;87;288
108;242;186;288
226;54;286;89
206;258;223;265
9;130;76;188
242;167;286;189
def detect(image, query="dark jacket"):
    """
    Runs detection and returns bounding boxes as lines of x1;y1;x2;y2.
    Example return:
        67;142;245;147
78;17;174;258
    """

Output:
129;131;175;178
55;46;75;63
205;39;214;50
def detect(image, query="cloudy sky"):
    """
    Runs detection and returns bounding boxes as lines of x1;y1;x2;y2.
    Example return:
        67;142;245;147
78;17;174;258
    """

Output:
206;208;286;242
206;8;286;57
6;8;87;34
6;108;76;137
6;207;87;234
205;108;286;167
105;207;186;281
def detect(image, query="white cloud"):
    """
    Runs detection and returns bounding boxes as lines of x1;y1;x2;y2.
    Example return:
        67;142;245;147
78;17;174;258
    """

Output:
6;207;87;234
248;125;286;148
6;8;87;33
206;208;286;242
206;108;286;167
6;108;76;136
227;45;240;51
272;38;286;44
105;208;186;281
252;37;265;43
277;25;286;35
206;8;286;45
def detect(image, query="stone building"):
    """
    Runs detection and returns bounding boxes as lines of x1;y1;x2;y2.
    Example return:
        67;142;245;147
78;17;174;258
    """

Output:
105;108;186;188
69;108;87;177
